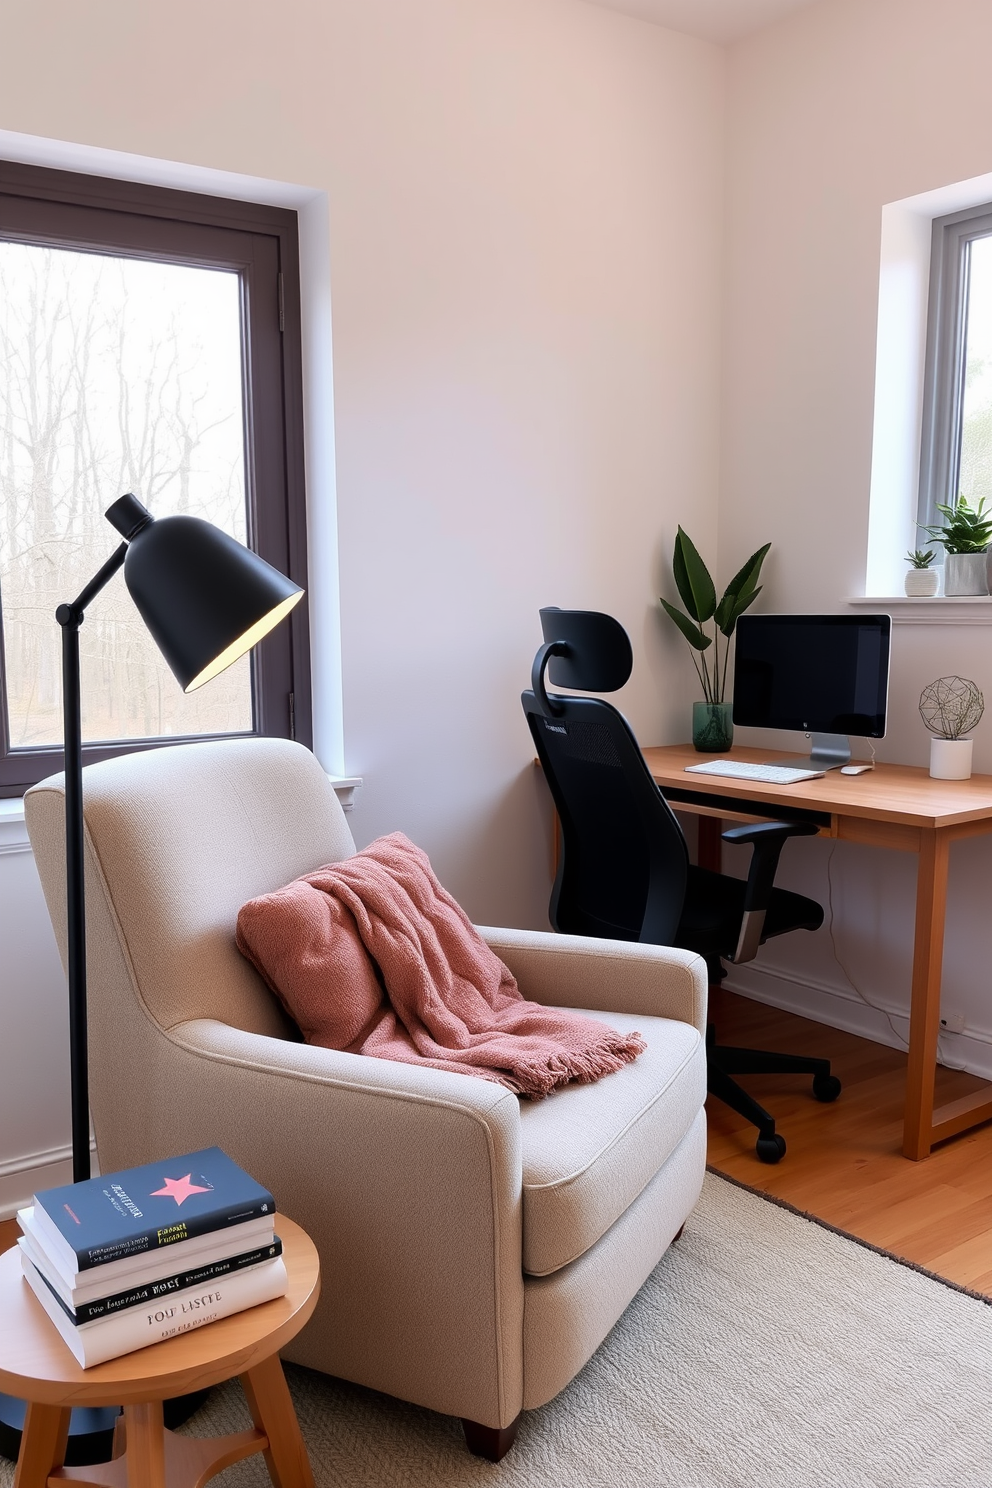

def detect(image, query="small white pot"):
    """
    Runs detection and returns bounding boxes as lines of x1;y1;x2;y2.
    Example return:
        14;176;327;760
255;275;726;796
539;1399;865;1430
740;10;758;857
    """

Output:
930;736;973;780
904;567;940;596
944;552;989;596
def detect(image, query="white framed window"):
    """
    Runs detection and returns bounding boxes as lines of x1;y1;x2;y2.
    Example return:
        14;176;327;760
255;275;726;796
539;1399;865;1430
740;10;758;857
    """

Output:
0;160;312;795
919;202;992;534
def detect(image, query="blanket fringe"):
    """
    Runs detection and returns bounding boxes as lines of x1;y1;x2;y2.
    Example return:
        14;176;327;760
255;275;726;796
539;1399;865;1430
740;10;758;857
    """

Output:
504;1032;647;1098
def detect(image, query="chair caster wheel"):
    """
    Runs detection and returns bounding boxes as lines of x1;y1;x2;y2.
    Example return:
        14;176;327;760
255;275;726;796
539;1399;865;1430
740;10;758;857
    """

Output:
755;1133;786;1164
812;1073;842;1103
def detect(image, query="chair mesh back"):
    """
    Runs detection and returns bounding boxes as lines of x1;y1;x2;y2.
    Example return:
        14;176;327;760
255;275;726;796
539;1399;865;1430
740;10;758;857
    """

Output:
523;692;689;944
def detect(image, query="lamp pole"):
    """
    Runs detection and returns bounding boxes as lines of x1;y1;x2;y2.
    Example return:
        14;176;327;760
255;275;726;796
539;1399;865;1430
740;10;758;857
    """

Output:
55;542;128;1183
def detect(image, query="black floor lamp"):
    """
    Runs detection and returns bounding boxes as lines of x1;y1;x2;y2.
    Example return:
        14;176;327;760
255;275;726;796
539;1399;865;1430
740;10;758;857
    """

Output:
0;493;303;1465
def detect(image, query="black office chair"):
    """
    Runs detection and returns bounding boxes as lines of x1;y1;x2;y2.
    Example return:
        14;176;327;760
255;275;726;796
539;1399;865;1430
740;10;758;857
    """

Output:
522;607;840;1163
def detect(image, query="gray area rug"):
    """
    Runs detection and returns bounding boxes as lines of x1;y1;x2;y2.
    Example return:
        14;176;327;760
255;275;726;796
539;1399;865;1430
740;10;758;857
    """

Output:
4;1172;991;1486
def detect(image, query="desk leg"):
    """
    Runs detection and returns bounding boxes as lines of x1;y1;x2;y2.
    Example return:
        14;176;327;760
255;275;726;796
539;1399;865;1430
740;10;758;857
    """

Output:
903;828;951;1160
697;816;723;874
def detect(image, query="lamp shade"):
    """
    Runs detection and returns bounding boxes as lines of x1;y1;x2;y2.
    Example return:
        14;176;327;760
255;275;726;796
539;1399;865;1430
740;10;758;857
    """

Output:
106;494;304;692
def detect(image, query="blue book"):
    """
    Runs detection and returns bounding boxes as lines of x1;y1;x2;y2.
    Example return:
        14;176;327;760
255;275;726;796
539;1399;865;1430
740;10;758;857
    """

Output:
31;1147;275;1274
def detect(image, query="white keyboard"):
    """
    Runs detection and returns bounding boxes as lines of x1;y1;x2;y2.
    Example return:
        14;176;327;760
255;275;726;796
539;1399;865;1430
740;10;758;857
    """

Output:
684;760;826;785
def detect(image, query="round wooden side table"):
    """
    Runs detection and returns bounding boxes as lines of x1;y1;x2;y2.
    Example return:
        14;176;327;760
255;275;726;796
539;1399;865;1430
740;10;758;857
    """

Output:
0;1215;320;1488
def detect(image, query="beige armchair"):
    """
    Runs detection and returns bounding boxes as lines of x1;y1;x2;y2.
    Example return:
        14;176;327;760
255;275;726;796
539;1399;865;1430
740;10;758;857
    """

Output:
25;737;707;1459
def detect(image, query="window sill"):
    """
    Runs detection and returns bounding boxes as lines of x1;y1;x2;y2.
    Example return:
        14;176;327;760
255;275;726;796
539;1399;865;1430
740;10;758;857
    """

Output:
847;596;992;624
0;799;28;854
329;775;363;812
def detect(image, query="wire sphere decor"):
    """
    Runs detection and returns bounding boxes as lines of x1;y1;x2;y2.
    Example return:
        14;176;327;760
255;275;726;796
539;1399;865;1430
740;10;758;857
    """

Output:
919;675;985;740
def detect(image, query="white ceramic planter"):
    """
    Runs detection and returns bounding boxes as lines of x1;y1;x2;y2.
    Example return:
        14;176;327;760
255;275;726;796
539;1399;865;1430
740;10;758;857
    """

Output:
930;736;973;780
944;552;989;596
904;567;940;596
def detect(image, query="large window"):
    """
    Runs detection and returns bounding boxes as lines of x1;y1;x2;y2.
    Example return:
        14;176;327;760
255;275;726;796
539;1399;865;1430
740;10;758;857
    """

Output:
919;202;992;533
0;162;310;796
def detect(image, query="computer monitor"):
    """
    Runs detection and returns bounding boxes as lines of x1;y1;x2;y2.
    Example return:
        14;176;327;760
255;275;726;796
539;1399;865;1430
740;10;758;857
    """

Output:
732;613;891;770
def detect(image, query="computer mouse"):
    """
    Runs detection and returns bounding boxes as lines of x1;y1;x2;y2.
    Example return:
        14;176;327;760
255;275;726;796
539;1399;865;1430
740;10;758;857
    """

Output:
840;764;873;775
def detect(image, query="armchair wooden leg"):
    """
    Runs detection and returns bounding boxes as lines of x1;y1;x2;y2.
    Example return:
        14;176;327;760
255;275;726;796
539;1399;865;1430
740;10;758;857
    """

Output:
671;1223;685;1243
461;1414;521;1461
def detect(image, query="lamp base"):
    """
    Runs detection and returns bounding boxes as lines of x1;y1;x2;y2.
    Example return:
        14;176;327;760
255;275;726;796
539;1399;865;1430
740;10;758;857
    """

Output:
0;1390;209;1465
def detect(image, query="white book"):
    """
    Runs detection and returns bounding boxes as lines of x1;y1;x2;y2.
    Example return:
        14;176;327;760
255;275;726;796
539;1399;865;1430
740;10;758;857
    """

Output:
21;1252;288;1368
18;1230;284;1324
17;1206;274;1295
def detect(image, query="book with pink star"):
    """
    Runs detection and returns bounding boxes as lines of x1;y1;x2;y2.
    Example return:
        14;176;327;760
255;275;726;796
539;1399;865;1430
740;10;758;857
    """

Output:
16;1148;287;1366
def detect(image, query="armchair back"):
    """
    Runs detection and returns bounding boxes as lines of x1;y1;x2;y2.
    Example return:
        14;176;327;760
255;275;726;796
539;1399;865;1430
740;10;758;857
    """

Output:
25;737;356;1039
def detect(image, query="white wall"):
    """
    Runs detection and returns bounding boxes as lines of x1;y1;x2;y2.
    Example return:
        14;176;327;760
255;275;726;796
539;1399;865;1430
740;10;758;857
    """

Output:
0;0;725;1210
0;813;75;1212
719;0;992;1071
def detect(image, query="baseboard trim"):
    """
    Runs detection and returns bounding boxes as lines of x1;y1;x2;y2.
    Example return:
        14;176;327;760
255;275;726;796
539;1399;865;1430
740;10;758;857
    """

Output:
722;963;992;1083
0;1141;98;1221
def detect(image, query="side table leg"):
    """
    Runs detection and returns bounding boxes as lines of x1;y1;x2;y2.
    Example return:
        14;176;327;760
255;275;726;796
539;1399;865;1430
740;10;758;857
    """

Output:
13;1404;70;1488
111;1414;127;1460
904;828;951;1160
241;1356;315;1488
122;1402;165;1488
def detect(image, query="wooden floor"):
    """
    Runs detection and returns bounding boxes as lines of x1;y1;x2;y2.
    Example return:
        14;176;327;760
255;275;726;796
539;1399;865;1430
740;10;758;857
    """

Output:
3;992;992;1294
707;985;992;1293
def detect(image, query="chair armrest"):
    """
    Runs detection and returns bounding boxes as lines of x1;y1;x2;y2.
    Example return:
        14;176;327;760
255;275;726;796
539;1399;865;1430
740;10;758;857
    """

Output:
153;1018;525;1427
720;819;820;848
721;820;818;914
477;926;707;1035
720;819;818;962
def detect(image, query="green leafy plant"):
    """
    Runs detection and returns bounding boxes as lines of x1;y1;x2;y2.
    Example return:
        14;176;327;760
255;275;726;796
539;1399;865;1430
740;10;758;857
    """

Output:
660;529;770;704
906;548;935;569
922;495;992;554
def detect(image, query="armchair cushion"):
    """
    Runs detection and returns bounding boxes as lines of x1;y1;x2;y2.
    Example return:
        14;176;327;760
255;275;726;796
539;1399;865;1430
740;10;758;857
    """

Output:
519;1009;704;1276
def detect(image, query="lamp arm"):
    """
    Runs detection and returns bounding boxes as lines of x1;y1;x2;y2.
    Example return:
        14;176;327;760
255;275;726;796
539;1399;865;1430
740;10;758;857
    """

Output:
62;541;129;620
55;540;128;1183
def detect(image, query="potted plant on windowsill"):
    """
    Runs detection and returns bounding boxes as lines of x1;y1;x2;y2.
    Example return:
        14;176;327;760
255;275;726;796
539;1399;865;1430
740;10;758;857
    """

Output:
904;549;939;597
660;529;770;753
922;496;992;596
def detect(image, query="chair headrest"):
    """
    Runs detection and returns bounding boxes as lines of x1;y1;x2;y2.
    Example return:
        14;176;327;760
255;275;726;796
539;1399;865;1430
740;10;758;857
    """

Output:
539;608;633;693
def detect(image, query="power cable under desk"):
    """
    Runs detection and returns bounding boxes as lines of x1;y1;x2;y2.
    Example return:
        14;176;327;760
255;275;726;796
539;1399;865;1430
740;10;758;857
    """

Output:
824;838;966;1071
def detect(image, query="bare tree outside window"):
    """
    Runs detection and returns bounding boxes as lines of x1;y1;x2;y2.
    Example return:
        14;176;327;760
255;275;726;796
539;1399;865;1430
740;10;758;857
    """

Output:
0;244;253;746
0;162;309;795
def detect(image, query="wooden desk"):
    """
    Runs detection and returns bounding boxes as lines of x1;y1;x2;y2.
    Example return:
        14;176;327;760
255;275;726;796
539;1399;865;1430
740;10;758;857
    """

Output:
644;743;992;1161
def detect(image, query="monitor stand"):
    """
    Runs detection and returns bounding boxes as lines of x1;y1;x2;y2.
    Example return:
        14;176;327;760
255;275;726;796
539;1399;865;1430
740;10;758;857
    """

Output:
766;732;851;772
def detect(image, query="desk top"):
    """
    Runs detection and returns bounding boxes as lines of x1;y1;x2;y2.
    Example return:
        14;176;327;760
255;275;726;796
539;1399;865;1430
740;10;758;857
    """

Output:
644;744;992;830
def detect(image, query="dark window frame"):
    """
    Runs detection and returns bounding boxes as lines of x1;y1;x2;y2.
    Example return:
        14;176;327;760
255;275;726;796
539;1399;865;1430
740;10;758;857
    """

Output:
918;201;992;537
0;160;311;796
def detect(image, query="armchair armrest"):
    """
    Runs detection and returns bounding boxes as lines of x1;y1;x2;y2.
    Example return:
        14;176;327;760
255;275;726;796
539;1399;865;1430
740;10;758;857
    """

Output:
720;819;819;962
153;1018;525;1428
477;926;707;1035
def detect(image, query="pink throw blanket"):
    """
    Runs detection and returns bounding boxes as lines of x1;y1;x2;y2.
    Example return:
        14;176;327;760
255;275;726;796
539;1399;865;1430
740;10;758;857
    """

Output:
236;832;645;1098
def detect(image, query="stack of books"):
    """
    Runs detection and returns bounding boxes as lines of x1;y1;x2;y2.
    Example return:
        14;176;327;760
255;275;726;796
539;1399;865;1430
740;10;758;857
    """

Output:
17;1146;287;1367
